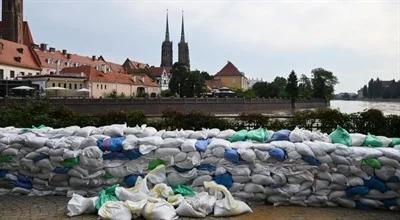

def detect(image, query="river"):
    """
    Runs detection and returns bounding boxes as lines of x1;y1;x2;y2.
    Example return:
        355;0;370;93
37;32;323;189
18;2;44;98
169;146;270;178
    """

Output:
330;100;400;115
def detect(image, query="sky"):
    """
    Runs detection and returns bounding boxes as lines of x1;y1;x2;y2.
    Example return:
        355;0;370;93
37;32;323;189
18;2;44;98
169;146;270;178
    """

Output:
9;0;400;92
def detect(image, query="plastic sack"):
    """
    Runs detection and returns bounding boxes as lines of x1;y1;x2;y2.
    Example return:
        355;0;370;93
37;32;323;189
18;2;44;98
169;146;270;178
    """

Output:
176;192;216;218
362;159;382;169
268;148;286;161
364;176;388;193
95;184;119;210
173;185;195;197
346;186;370;197
62;157;79;168
224;148;240;164
246;128;268;143
149;159;166;171
350;133;366;146
302;155;321;166
270;129;291;142
330;126;351;146
98;201;132;220
363;133;383;148
391;138;400;147
195;139;209;152
67;193;98;217
142;199;177;220
213;173;233;189
97;137;126;152
229;130;248;142
124;174;141;188
204;181;252;217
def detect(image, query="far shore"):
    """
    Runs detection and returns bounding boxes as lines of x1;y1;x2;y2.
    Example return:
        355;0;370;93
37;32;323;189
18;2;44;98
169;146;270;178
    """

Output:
332;98;400;102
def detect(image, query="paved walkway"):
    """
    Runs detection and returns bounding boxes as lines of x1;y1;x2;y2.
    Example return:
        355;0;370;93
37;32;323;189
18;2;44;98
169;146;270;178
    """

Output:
0;195;399;220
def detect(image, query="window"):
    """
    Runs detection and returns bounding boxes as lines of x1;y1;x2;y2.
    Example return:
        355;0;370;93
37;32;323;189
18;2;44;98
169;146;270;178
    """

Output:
104;85;107;90
101;84;103;89
74;84;77;89
20;72;25;76
52;83;55;87
80;84;82;89
36;72;40;75
69;84;72;89
97;84;99;89
10;70;15;78
58;83;61;87
63;83;66;88
0;69;3;79
28;73;32;76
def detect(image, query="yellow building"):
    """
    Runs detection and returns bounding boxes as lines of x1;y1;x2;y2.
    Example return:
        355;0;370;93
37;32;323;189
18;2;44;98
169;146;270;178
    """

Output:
214;61;248;90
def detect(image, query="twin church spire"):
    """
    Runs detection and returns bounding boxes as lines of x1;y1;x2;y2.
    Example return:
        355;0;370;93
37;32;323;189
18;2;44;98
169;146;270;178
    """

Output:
161;10;190;69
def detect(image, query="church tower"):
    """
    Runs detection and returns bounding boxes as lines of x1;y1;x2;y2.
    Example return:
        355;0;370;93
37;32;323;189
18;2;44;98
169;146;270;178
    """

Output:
1;0;24;44
160;10;173;68
178;11;190;69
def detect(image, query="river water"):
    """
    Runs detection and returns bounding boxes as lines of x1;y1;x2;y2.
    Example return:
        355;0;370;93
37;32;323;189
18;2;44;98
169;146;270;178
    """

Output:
330;100;400;115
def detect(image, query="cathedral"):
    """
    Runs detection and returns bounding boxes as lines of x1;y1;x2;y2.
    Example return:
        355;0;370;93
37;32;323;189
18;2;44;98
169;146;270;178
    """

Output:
160;11;190;69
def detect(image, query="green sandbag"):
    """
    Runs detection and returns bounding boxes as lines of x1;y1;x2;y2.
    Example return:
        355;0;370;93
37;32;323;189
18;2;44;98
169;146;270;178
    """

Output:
103;171;114;180
362;158;382;169
61;157;80;168
148;159;165;171
229;129;248;142
0;155;14;164
173;185;195;197
329;126;352;146
390;138;400;147
95;184;119;210
363;133;383;148
247;128;268;143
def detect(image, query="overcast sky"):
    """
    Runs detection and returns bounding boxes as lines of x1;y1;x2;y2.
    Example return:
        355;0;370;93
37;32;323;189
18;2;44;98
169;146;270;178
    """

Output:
12;0;400;92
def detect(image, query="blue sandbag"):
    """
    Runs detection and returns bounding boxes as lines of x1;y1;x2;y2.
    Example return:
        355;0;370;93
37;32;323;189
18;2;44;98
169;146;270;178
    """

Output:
388;176;400;182
195;139;209;152
124;174;141;188
383;199;398;207
123;149;142;160
53;167;70;174
213;173;233;189
0;169;7;178
197;164;216;172
302;156;321;166
12;180;32;189
33;153;49;163
346;186;370;197
17;174;32;183
270;129;291;141
224;148;240;164
97;137;126;152
364;176;388;193
268;148;287;161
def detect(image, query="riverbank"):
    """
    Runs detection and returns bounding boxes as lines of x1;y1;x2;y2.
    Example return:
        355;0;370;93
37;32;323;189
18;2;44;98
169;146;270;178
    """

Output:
0;195;398;220
330;100;400;115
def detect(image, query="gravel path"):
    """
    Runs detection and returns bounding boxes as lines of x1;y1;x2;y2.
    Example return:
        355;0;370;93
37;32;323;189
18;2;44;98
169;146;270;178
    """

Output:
0;195;399;220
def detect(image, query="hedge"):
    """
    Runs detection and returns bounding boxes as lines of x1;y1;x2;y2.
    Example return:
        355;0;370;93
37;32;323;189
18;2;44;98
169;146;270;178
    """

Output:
0;100;399;137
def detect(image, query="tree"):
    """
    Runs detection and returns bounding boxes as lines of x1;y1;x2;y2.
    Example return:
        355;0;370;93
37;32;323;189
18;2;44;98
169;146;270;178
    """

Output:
311;68;338;102
362;85;368;98
298;74;313;99
169;63;207;97
286;70;298;108
169;63;190;97
272;77;287;97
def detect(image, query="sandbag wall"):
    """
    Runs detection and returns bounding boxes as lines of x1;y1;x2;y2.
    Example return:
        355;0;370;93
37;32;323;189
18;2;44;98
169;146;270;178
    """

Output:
0;125;400;210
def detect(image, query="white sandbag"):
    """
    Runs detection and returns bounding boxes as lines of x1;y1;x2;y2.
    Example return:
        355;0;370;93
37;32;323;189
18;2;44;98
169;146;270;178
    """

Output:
26;136;48;149
167;168;197;186
378;156;400;168
379;148;400;161
103;124;126;137
67;194;98;217
125;199;148;219
289;127;305;143
1;148;19;156
230;183;244;192
349;133;366;146
375;166;396;181
204;181;252;217
212;147;225;158
295;143;315;157
98;201;132;220
142;199;177;220
74;126;96;137
176;192;216;217
192;175;213;187
378;136;392;148
347;176;364;186
147;165;167;185
244;183;264;193
160;138;184;148
162;130;179;139
208;138;231;150
176;199;206;218
204;128;220;138
237;148;256;163
150;183;173;199
174;152;187;162
155;148;181;158
254;149;270;161
251;174;275;186
180;139;197;152
139;136;163;146
122;135;138;150
216;129;236;140
189;131;208;140
351;147;383;160
79;136;97;149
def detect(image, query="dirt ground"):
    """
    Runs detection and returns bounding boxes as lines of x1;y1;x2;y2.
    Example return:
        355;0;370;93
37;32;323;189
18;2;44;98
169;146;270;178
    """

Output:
0;195;399;220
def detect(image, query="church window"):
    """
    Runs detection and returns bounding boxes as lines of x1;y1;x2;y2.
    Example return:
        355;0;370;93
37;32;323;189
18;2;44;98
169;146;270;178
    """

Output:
10;71;15;78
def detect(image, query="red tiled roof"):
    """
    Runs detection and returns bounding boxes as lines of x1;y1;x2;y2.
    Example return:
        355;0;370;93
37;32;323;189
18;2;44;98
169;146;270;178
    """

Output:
149;66;171;77
123;58;149;71
0;39;42;70
205;79;224;89
215;61;245;77
61;65;158;87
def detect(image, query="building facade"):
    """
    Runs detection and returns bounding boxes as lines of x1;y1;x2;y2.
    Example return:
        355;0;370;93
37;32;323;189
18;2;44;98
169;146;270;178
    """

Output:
214;61;248;90
161;12;173;68
178;13;190;69
1;0;24;44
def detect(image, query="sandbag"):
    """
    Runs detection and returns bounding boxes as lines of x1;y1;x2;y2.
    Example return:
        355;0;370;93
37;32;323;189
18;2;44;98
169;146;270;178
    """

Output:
229;130;248;142
363;133;383;148
330;126;351;146
270;130;291;142
67;194;98;217
247;128;268;143
98;201;132;220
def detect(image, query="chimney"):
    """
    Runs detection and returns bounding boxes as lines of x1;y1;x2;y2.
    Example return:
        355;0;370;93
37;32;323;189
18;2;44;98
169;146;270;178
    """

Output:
49;47;56;52
62;49;67;55
92;55;96;61
67;53;72;59
33;44;39;50
40;43;47;51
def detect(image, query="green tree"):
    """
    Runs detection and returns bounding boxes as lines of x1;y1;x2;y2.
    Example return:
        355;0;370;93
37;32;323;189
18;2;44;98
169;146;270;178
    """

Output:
298;74;313;99
272;77;287;97
286;70;298;107
169;63;208;97
311;68;338;102
169;63;190;97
